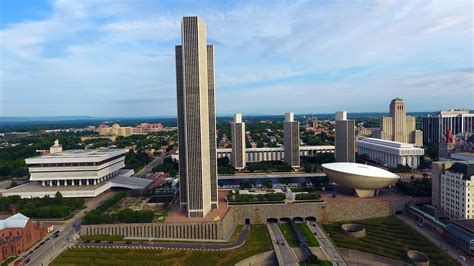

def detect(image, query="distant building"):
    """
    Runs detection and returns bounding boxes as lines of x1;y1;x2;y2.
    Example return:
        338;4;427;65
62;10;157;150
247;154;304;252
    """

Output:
335;111;355;163
444;220;474;257
231;114;246;170
215;145;334;163
98;124;133;137
356;138;424;169
439;131;474;159
431;161;454;209
440;161;474;220
0;213;47;261
283;112;300;169
356;127;373;139
422;109;474;145
175;16;218;217
133;123;165;134
375;98;422;146
3;132;30;142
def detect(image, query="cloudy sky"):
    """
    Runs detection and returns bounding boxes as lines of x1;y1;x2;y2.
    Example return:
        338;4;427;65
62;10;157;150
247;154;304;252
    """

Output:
1;0;473;117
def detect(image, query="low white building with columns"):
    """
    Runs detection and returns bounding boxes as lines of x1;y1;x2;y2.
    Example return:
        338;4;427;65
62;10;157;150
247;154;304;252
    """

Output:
2;141;153;198
26;147;127;187
356;138;424;169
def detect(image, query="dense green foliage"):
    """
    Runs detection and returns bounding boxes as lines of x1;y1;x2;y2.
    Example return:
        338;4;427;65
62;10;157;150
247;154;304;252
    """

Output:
125;149;151;172
295;193;321;201
301;153;335;173
396;179;431;197
152;157;178;177
217;156;236;175
388;164;412;173
52;225;272;266
323;217;457;266
301;131;332;145
82;192;153;224
0;193;84;219
247;160;293;172
227;191;285;203
82;208;154;225
425;144;439;161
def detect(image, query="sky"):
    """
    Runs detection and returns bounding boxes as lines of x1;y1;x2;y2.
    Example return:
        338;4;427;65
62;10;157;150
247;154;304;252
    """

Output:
0;0;473;117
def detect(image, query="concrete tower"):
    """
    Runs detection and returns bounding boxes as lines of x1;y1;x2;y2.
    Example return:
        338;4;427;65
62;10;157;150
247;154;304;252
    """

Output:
231;114;246;170
284;112;300;169
175;16;218;218
335;111;355;163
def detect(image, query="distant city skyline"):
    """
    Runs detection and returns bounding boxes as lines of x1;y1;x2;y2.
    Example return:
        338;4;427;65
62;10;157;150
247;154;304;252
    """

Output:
1;0;473;117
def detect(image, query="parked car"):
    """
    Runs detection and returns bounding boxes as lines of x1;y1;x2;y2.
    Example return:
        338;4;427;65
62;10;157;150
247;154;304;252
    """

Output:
125;241;133;245
84;240;91;243
94;240;101;243
458;255;467;262
107;241;114;244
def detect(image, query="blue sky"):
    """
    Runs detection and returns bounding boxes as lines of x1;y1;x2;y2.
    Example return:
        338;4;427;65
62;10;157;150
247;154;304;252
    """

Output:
0;0;473;117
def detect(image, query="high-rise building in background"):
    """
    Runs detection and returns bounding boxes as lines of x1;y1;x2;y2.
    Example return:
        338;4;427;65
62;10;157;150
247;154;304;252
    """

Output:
231;114;246;170
335;111;355;163
376;98;423;146
422;109;474;145
284;112;300;169
175;16;218;218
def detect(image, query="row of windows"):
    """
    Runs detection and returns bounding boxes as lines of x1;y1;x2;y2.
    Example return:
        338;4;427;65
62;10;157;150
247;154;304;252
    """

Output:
28;154;124;168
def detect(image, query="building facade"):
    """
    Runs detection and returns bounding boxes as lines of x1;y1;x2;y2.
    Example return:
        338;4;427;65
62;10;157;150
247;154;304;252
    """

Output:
98;124;133;137
176;16;218;217
283;112;300;169
335;111;355;163
376;98;422;146
216;145;334;163
3;132;30;142
423;109;474;145
356;138;424;169
440;161;474;220
0;214;47;261
444;220;474;257
25;141;126;187
231;114;246;170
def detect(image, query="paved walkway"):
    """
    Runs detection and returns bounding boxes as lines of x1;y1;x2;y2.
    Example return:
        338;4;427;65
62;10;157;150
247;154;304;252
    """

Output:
306;221;347;266
397;215;472;266
75;225;250;251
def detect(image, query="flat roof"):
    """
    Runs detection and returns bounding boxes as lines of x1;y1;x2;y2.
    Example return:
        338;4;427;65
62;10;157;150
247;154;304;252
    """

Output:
452;219;474;234
322;162;400;179
357;137;422;149
26;148;127;164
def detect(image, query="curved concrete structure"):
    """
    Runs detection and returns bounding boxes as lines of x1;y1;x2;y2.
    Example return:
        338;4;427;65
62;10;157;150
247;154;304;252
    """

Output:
341;224;366;238
322;162;400;197
407;250;429;266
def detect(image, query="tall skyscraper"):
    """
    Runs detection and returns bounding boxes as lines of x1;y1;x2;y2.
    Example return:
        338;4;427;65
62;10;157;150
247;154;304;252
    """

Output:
422;109;474;145
335;111;355;163
377;98;423;146
175;16;218;218
284;112;300;169
231;114;246;170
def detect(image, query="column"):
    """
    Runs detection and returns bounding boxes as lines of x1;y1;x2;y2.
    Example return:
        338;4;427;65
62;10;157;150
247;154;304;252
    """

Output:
86;179;89;185
41;181;45;187
64;180;67;186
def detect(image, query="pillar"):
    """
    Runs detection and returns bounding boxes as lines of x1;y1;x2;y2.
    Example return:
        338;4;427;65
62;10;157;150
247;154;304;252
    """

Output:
41;181;45;187
86;179;89;185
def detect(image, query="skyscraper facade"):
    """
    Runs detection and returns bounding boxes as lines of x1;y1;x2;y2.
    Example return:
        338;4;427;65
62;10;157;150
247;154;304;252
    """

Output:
231;114;246;170
175;16;218;218
376;98;423;146
422;109;474;145
284;112;300;169
335;111;355;163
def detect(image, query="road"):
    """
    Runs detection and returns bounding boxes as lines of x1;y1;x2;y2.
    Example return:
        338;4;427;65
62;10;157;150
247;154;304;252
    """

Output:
306;222;347;266
135;155;165;177
76;224;250;250
397;215;472;266
267;222;298;266
19;191;114;265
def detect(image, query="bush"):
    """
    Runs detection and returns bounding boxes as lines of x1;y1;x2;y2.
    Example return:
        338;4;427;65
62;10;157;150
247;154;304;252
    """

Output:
295;193;321;201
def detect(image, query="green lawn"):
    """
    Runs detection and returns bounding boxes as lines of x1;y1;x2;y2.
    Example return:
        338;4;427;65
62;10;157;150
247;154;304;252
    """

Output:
52;225;272;266
296;223;319;247
300;261;332;266
322;217;458;266
1;256;16;266
278;223;299;247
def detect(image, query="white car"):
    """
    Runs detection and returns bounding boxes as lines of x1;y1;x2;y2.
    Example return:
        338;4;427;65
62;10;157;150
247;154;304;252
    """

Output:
458;255;467;262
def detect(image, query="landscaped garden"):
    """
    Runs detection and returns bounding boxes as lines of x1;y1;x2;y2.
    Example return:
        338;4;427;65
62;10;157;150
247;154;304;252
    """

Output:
52;225;272;266
322;216;458;266
226;190;286;204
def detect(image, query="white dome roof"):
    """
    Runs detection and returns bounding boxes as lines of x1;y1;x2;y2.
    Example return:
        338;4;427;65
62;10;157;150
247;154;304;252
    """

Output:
322;162;399;179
